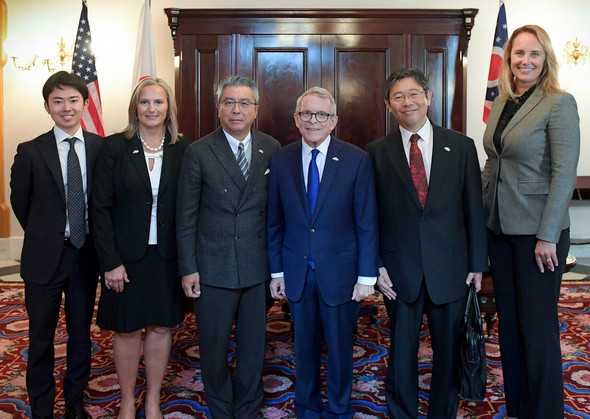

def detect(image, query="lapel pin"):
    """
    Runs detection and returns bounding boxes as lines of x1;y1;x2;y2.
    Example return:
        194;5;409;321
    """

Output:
133;149;140;154
259;149;264;153
444;147;450;152
332;157;339;161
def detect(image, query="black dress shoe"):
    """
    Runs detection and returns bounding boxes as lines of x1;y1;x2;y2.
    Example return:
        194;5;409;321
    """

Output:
65;405;91;419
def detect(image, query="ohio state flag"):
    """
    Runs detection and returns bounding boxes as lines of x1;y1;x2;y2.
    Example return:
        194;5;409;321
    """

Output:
483;2;508;124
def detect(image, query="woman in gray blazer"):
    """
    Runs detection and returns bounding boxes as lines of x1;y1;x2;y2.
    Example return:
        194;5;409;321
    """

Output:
92;78;190;419
482;25;580;419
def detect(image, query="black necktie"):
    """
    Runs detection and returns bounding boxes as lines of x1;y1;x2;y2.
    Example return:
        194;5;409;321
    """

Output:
66;138;86;249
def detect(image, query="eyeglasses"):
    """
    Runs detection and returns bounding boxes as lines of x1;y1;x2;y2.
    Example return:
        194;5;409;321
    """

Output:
388;90;425;103
297;111;331;123
219;98;258;110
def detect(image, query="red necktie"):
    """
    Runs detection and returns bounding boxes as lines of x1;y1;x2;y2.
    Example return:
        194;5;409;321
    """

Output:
409;134;428;208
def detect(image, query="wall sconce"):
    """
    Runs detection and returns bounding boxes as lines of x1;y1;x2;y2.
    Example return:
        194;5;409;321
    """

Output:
3;36;73;72
563;38;589;65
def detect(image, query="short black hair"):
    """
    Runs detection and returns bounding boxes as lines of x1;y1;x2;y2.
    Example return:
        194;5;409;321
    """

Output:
384;68;430;99
42;71;89;102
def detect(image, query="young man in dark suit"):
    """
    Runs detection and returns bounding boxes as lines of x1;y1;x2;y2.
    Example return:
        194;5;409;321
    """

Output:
268;86;379;418
10;71;102;419
176;75;280;419
365;68;488;418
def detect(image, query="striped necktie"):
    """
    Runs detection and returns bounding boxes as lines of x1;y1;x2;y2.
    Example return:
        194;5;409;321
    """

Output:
237;141;249;180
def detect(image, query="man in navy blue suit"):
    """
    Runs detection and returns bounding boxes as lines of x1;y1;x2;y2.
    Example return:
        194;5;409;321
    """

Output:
268;86;379;418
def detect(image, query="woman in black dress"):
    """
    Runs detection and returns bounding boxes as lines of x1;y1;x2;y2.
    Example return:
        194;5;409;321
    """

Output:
92;77;190;419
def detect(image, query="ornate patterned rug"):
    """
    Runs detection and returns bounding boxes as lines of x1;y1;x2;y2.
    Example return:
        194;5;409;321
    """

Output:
0;282;589;419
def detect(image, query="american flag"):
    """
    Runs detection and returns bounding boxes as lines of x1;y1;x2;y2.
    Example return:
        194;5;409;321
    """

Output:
483;2;508;124
72;0;104;136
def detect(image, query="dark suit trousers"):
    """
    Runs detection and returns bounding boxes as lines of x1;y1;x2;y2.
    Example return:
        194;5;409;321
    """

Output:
288;267;360;419
24;243;98;417
488;229;568;419
383;281;465;419
194;282;266;419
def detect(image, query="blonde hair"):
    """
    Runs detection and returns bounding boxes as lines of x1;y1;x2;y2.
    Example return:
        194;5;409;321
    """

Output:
123;77;180;144
499;24;562;100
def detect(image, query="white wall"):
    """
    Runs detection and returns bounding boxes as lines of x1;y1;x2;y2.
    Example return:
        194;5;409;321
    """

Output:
4;0;590;240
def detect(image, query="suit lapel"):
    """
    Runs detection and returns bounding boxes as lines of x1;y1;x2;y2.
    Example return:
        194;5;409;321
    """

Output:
83;131;101;196
158;134;173;195
501;88;545;143
287;142;310;220
127;135;151;191
238;132;265;207
312;137;341;222
426;126;451;209
384;132;422;209
38;131;66;202
210;128;248;192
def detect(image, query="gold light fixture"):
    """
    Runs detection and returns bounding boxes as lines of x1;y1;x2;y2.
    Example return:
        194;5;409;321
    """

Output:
3;36;72;72
563;38;589;65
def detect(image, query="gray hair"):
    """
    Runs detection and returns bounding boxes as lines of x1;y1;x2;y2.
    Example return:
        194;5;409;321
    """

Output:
295;86;337;116
215;75;259;104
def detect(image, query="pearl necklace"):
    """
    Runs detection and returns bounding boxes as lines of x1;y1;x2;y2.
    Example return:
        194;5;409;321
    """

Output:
140;134;165;152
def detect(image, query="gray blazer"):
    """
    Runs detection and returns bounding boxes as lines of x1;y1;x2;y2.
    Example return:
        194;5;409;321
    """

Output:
176;127;280;289
482;89;580;243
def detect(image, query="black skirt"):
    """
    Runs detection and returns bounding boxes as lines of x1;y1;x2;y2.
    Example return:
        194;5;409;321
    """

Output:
97;246;183;333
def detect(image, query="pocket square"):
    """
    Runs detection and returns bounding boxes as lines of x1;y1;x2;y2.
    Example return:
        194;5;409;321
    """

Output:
259;149;264;154
264;168;270;175
133;149;140;154
444;147;451;152
332;157;339;161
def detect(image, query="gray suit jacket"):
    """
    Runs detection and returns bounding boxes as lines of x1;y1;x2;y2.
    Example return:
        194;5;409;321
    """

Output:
482;89;580;243
176;127;280;289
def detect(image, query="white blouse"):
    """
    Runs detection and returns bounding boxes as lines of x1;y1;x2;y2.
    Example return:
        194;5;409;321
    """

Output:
144;150;163;244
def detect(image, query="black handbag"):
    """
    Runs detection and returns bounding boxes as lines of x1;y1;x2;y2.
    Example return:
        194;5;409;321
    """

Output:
458;283;487;401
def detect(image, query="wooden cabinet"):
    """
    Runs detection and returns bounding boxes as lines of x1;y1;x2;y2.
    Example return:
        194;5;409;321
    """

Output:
165;9;477;147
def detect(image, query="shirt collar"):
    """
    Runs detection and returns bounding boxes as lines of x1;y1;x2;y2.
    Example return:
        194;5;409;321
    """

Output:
54;126;85;144
223;129;252;154
399;118;432;145
302;135;331;157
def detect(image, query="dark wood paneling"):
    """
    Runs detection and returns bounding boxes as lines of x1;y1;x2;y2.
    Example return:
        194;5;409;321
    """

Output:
165;9;477;144
239;35;321;146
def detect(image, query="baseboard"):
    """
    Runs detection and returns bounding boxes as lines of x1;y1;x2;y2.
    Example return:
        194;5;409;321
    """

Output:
0;237;23;261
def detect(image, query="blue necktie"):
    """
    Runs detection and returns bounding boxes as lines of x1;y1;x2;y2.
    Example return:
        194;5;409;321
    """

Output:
307;149;320;215
307;149;319;270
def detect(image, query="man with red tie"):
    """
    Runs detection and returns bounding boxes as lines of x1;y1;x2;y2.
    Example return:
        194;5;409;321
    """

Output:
366;68;488;418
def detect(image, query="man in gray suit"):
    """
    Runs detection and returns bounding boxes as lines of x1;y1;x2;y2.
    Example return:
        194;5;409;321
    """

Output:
176;75;280;418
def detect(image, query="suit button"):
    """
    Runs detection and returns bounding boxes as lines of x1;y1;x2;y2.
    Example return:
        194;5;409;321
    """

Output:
498;177;503;183
235;235;240;241
310;228;315;234
259;210;264;216
258;233;262;239
304;254;309;259
145;201;150;205
235;212;239;217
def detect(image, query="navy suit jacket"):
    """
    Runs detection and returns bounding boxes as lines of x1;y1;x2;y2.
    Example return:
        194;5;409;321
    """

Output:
10;129;103;284
267;136;379;306
366;124;488;305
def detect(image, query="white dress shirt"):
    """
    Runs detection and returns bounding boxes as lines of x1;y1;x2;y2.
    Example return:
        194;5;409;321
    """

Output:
399;118;434;183
223;129;252;167
54;125;88;236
